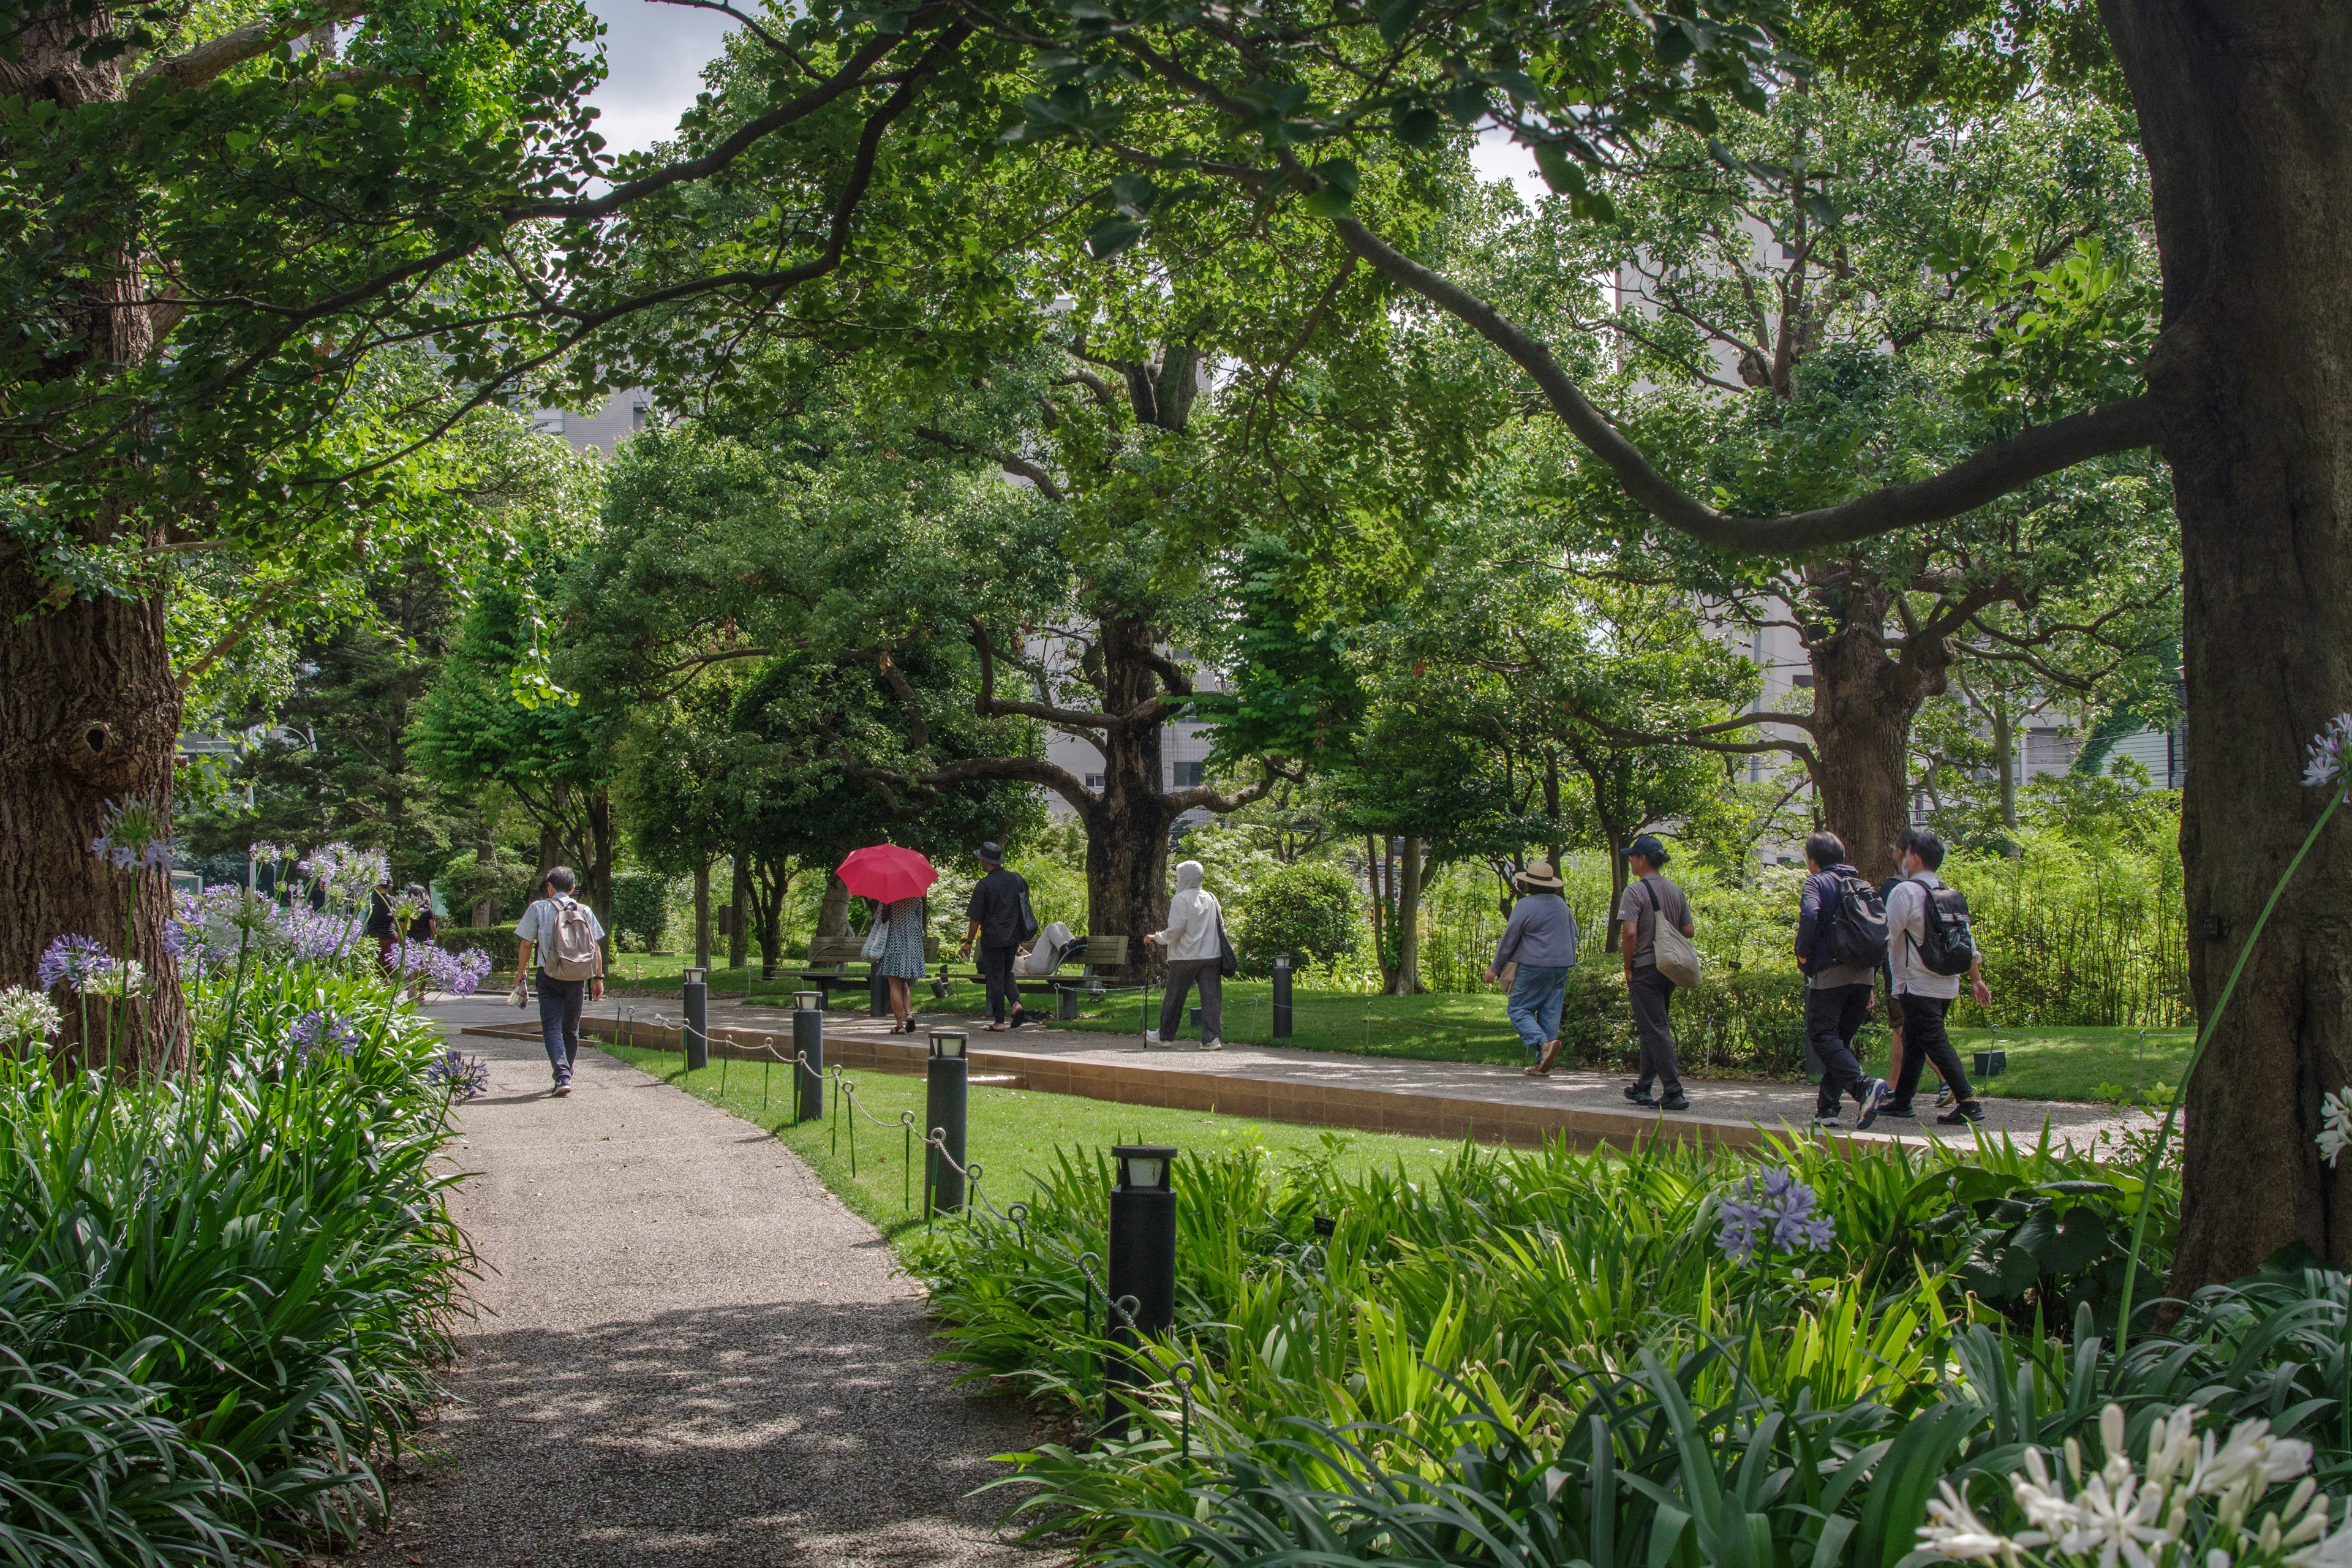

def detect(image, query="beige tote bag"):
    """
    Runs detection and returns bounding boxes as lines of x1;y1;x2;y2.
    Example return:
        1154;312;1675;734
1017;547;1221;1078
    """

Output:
1643;878;1702;990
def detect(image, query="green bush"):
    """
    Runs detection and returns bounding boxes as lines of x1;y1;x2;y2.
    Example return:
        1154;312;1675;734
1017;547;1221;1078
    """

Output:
1553;964;1821;1077
1232;862;1357;974
439;923;520;968
0;959;470;1561
912;1131;2193;1556
611;870;673;951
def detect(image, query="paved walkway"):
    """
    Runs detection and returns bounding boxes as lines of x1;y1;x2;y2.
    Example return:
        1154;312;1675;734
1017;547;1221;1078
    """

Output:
343;997;1035;1568
586;992;2151;1155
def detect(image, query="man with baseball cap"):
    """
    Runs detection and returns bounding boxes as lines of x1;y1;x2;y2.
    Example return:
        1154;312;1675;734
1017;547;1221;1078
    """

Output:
1617;834;1695;1111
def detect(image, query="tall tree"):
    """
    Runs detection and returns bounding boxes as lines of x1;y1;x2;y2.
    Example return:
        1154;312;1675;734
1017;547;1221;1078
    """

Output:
984;0;2352;1287
0;0;1000;1053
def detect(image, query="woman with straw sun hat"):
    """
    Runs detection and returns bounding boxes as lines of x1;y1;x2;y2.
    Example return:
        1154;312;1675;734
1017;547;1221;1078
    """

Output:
1485;861;1578;1076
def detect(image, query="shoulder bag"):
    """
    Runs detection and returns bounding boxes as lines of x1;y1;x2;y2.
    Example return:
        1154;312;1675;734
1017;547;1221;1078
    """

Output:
1645;878;1703;990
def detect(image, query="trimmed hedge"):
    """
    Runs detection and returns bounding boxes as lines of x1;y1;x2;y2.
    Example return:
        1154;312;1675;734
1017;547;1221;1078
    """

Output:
438;924;519;968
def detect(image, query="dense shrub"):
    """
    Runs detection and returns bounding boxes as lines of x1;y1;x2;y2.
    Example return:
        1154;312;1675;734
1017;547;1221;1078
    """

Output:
439;922;521;968
1232;862;1357;974
1553;965;1820;1076
0;958;473;1562
611;871;674;951
913;1132;2201;1558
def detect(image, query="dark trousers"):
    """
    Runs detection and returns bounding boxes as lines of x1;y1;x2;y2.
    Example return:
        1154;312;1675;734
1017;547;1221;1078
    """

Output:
535;971;584;1082
1806;982;1873;1115
978;943;1020;1024
1628;965;1682;1095
1892;993;1973;1109
1159;959;1223;1042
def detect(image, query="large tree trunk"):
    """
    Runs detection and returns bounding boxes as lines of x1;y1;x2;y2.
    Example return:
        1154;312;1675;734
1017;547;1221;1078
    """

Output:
0;541;188;1072
728;850;749;968
1992;704;2019;834
1387;835;1424;996
1805;593;1947;883
2106;0;2352;1291
1082;680;1172;981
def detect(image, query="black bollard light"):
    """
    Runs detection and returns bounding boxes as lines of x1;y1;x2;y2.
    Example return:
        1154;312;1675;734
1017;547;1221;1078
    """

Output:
793;989;825;1122
1272;955;1295;1040
869;967;889;1019
1104;1144;1178;1433
682;966;710;1071
925;1030;970;1215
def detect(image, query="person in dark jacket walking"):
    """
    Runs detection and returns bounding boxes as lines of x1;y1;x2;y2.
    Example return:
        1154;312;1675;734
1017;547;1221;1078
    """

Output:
1486;862;1578;1076
1618;835;1695;1111
958;843;1032;1031
1794;833;1889;1129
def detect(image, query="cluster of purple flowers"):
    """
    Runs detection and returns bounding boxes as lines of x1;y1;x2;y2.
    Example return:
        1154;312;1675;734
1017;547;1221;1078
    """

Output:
279;907;366;963
424;1049;491;1101
89;797;173;875
1717;1166;1836;1265
298;842;388;908
2304;713;2352;800
36;935;119;994
288;1009;367;1063
167;885;285;972
396;943;493;997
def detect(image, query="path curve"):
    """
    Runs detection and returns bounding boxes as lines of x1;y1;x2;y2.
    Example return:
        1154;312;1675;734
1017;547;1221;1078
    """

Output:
342;997;1037;1568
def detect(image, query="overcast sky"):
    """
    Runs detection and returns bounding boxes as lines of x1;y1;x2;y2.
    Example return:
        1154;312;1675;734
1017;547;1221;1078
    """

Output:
581;0;1546;195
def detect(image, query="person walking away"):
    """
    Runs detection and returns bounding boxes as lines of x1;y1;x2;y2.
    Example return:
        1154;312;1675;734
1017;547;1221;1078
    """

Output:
874;893;928;1034
513;867;605;1096
1794;833;1890;1129
1488;862;1578;1076
958;843;1035;1031
405;884;436;949
1883;829;1994;1126
366;873;398;968
1144;860;1225;1050
1618;835;1695;1111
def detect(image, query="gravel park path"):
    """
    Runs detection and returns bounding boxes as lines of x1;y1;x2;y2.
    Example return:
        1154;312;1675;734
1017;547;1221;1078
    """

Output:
339;997;1037;1568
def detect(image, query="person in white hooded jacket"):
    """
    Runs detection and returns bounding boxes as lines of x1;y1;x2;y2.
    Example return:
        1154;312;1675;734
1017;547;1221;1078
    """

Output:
1144;860;1223;1050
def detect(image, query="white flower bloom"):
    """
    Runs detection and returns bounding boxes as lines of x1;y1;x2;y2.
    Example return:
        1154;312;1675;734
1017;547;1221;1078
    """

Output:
81;960;149;1000
2293;1512;2352;1568
2191;1419;2313;1501
1924;1480;2019;1561
0;987;62;1051
2056;1465;2175;1568
2320;1091;2352;1168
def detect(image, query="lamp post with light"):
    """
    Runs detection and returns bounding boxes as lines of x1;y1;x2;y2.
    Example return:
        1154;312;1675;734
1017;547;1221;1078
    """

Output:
1272;955;1295;1039
1104;1144;1178;1431
926;1030;969;1213
682;966;710;1071
793;990;824;1122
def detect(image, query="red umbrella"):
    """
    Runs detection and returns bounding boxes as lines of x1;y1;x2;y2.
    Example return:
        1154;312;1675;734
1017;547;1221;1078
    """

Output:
835;844;938;903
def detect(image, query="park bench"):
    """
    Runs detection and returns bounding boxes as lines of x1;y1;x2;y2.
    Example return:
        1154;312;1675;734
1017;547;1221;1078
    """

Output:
1011;935;1133;1020
770;933;942;1011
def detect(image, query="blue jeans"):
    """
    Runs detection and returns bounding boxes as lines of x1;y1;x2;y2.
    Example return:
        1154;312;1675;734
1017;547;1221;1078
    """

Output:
536;971;584;1083
1506;964;1569;1049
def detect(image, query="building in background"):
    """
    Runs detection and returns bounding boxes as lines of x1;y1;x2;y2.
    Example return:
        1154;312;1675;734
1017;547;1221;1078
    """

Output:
534;388;651;455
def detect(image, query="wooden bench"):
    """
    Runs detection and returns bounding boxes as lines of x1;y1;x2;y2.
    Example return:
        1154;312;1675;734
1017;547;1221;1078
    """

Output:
771;933;942;1012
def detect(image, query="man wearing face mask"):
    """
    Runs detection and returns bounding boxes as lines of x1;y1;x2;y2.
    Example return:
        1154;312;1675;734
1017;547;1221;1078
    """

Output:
1144;859;1225;1051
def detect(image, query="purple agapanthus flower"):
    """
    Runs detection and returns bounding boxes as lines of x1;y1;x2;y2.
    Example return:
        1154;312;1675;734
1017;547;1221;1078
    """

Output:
396;943;492;997
288;1009;366;1063
2305;714;2352;801
36;935;116;993
424;1049;491;1101
279;908;366;963
1718;1166;1836;1265
89;797;173;875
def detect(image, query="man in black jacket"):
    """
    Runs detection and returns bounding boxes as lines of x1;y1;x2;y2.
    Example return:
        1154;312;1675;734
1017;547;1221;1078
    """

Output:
1795;832;1888;1130
958;843;1032;1030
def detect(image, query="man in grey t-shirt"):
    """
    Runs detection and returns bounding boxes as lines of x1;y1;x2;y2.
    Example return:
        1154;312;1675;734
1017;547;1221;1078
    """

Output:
513;867;606;1096
1616;835;1693;1110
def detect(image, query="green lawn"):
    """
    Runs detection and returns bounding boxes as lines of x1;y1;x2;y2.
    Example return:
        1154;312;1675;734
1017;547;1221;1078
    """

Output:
601;1044;1466;1242
605;965;2195;1108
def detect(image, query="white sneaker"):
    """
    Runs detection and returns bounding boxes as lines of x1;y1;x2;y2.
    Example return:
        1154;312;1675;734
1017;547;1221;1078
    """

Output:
1200;1038;1223;1052
1142;1030;1160;1046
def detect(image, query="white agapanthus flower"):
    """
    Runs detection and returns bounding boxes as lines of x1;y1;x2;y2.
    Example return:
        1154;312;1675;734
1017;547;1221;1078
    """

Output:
0;987;62;1052
2318;1090;2352;1168
79;960;149;1001
1918;1403;2342;1568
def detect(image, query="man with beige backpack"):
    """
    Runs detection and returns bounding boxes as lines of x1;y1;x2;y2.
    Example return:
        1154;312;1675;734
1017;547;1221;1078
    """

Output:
512;866;605;1097
1618;835;1698;1112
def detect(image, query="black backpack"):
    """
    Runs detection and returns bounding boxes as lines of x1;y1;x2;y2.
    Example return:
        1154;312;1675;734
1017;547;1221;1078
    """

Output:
1818;871;1890;969
1914;881;1978;976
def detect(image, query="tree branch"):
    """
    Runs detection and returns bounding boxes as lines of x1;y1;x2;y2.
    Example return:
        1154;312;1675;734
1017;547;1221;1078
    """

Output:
1322;213;2164;554
914;426;1063;501
135;0;370;93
